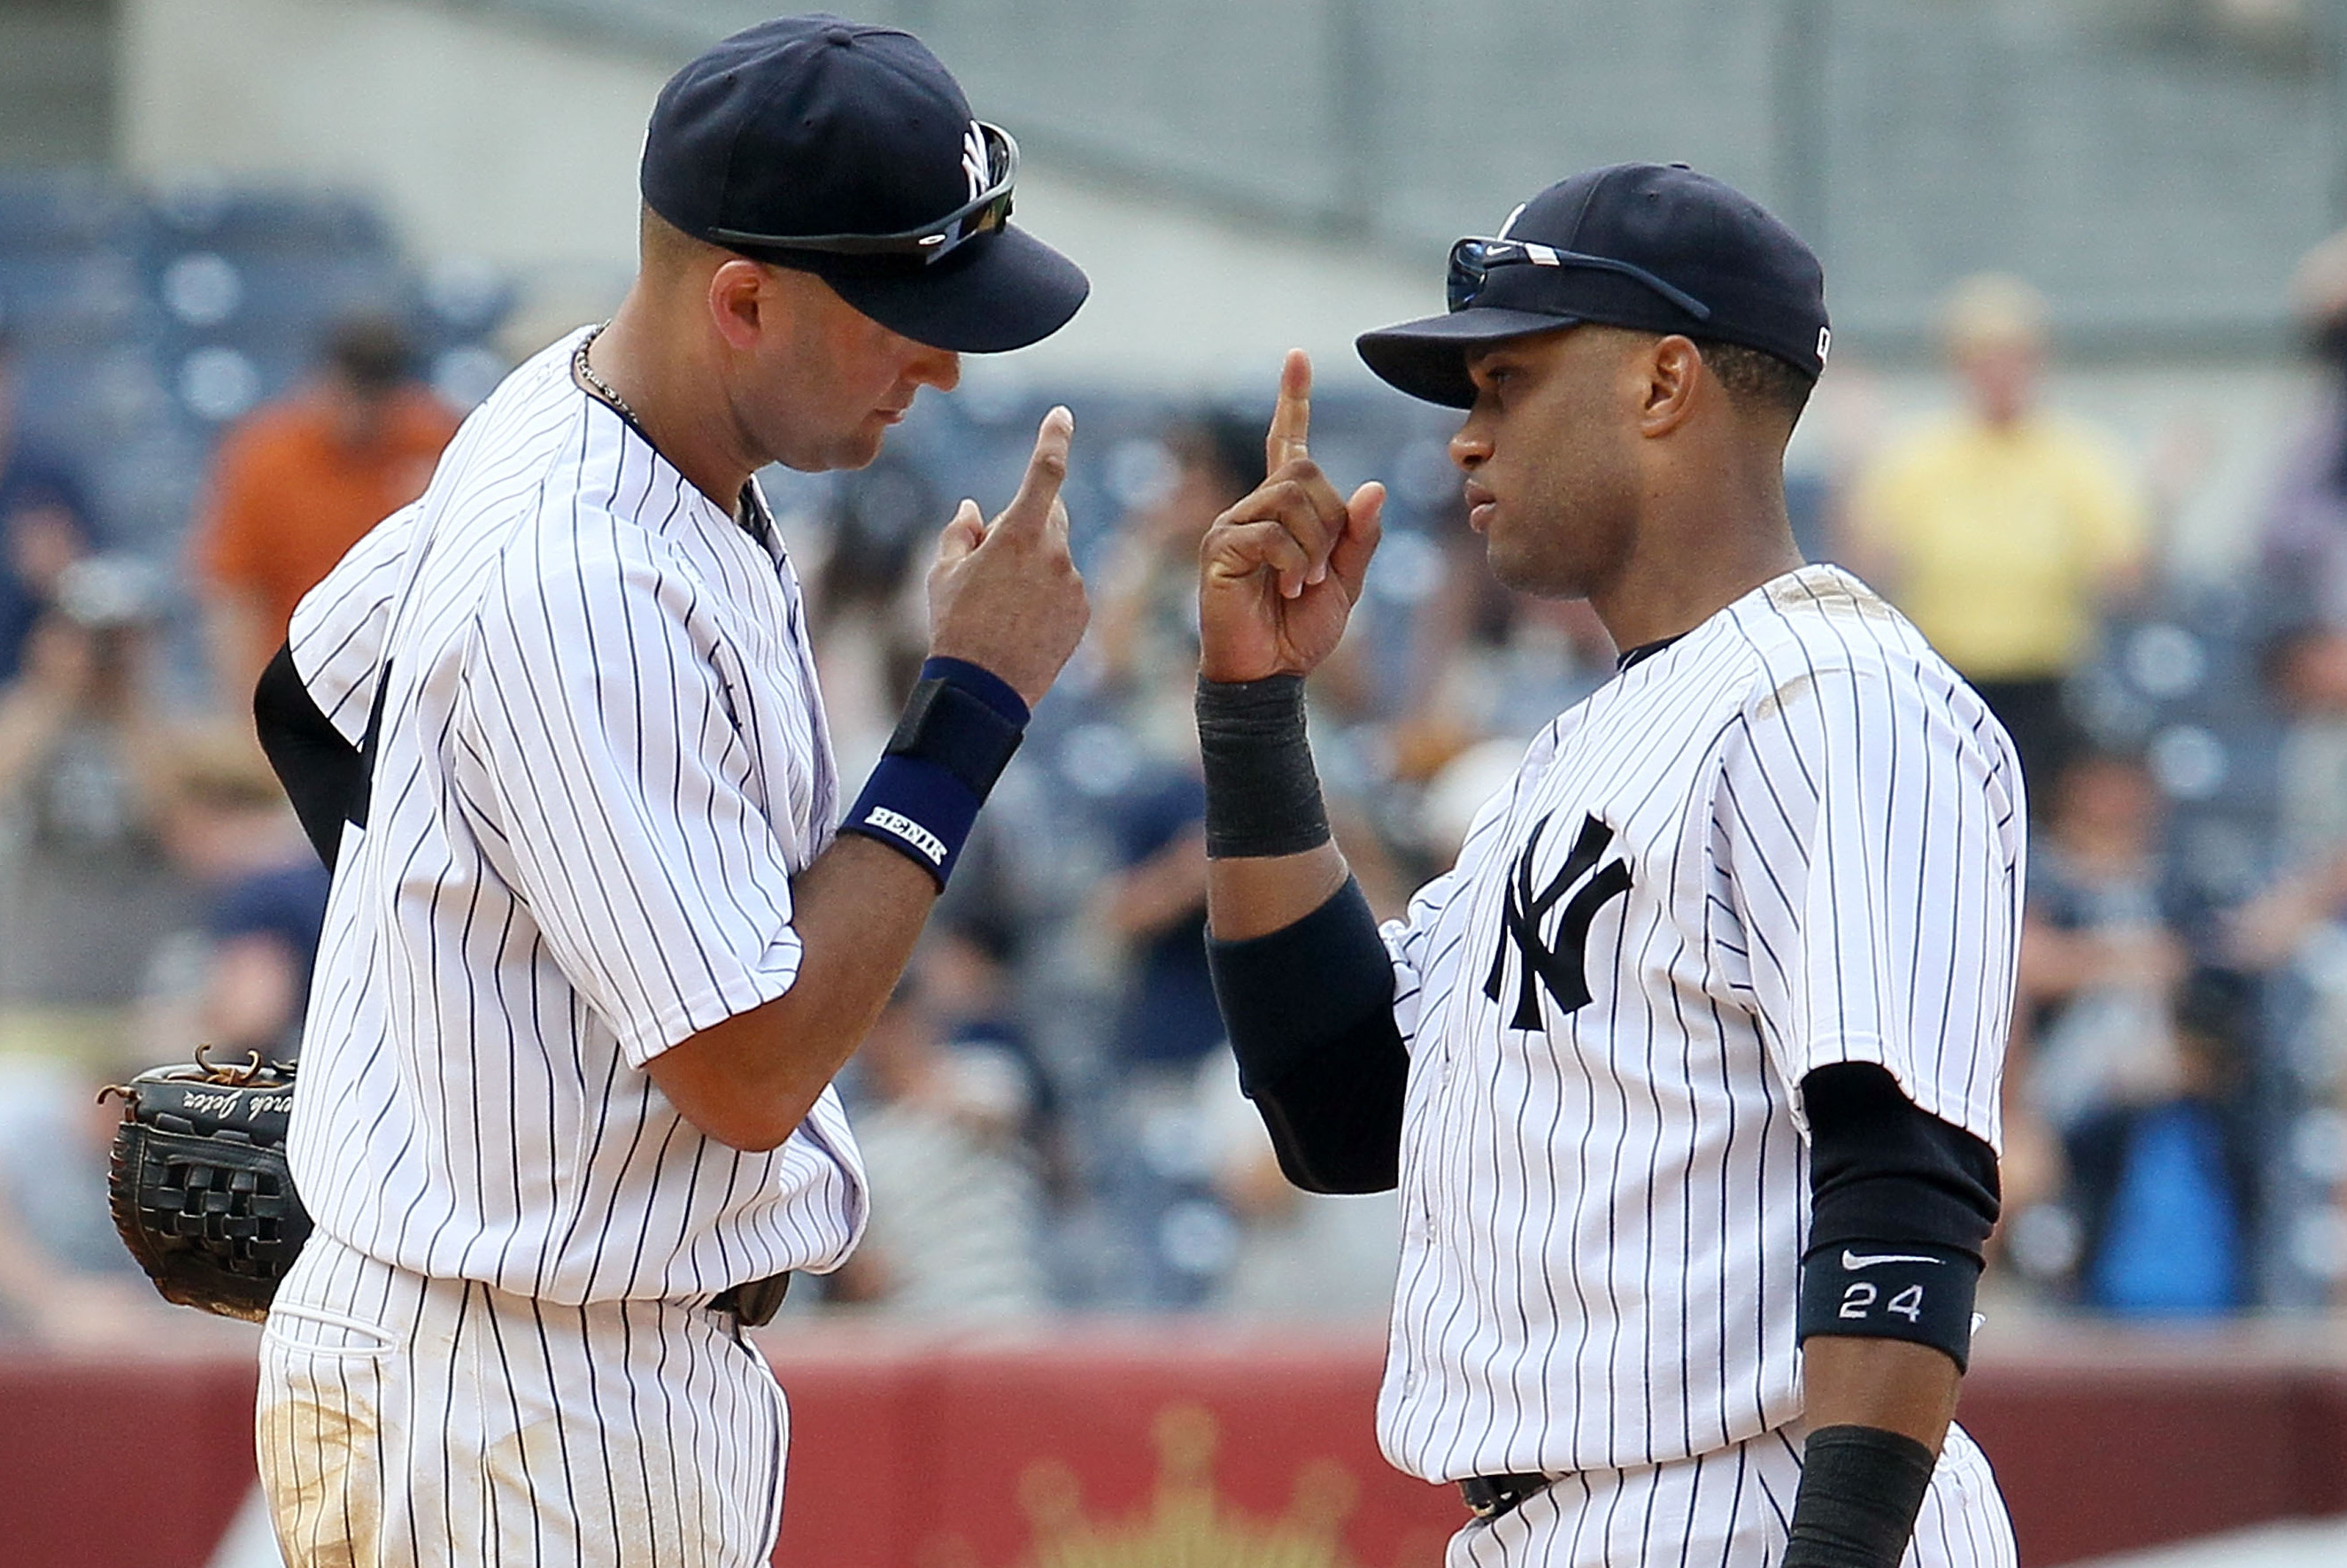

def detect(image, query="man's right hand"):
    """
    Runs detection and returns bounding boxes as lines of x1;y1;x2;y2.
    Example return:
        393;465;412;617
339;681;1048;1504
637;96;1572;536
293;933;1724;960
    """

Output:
926;406;1090;707
1198;350;1385;684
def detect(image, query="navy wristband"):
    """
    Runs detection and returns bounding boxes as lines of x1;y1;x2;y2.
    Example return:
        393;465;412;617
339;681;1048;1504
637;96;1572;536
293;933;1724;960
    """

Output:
912;656;1029;727
841;659;1029;889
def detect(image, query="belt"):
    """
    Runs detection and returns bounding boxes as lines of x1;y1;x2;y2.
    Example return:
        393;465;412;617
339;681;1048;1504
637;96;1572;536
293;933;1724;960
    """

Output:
710;1271;791;1327
1459;1471;1556;1521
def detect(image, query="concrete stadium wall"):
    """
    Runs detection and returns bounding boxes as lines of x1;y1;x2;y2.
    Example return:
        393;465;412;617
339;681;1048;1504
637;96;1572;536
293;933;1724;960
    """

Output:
118;0;659;305
107;0;1436;393
0;0;117;167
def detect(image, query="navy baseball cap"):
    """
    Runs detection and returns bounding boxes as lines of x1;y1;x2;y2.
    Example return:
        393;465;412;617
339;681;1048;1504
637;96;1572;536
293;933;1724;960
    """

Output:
1357;163;1829;408
641;14;1088;354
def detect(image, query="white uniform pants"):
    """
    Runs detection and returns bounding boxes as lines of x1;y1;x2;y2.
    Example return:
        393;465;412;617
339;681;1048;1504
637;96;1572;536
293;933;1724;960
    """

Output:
257;1232;786;1568
1447;1421;2017;1568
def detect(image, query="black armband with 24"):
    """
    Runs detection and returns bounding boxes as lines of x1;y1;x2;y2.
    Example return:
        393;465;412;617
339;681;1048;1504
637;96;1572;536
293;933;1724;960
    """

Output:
1797;1239;1980;1373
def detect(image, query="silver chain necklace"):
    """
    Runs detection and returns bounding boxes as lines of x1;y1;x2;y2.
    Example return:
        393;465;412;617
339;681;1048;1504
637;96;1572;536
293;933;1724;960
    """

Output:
576;324;763;537
574;324;639;423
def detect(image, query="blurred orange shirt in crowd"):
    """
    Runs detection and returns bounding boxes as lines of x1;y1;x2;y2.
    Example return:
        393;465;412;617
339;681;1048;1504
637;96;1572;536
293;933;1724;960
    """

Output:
193;387;459;682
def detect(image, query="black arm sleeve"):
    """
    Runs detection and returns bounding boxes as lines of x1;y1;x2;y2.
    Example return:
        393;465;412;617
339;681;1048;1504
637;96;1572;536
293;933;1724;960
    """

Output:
1803;1062;2001;1260
1799;1062;2001;1370
253;641;363;872
1206;877;1408;1194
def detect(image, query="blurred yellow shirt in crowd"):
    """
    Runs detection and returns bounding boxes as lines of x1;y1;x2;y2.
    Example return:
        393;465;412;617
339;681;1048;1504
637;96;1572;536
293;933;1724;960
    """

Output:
1849;413;2146;680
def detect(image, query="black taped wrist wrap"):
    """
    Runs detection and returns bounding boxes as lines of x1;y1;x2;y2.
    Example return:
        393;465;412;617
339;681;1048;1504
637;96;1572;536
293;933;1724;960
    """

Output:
1798;1240;1980;1372
1196;674;1330;859
1780;1425;1938;1568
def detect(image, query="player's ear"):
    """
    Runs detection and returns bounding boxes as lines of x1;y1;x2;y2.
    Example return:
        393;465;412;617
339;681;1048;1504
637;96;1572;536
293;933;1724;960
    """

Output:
706;258;771;353
1635;334;1702;438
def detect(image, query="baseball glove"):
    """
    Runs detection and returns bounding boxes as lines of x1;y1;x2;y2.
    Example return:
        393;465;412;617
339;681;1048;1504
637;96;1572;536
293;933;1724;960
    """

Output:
103;1047;312;1322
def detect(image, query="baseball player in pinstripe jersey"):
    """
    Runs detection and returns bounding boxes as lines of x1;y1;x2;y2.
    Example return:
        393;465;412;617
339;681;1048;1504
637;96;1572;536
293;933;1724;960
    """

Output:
1195;165;2023;1565
246;17;1090;1565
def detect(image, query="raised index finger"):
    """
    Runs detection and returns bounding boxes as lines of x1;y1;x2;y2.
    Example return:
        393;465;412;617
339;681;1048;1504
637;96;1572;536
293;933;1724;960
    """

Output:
1265;348;1312;473
996;405;1075;537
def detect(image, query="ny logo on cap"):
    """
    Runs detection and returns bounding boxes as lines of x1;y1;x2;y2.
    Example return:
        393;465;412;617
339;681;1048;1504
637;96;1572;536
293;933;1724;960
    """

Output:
961;121;989;205
1484;812;1633;1029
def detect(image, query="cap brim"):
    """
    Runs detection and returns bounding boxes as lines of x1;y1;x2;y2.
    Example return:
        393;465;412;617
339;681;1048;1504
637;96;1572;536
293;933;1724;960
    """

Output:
1355;307;1579;407
825;225;1088;354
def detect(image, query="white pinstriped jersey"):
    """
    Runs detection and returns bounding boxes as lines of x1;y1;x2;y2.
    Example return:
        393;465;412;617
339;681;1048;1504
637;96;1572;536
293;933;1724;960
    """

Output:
1378;565;2024;1483
282;328;867;1304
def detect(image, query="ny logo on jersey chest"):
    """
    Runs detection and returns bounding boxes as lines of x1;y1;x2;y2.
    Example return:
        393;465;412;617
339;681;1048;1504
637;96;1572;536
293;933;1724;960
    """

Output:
1484;812;1633;1029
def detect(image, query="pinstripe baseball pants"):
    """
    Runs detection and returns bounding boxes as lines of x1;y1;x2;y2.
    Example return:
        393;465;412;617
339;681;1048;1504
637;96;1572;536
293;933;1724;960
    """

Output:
1447;1421;2017;1568
257;1232;786;1567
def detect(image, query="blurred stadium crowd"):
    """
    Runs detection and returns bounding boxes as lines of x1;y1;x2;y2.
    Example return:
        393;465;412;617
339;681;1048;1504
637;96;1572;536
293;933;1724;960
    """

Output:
1;173;2344;1340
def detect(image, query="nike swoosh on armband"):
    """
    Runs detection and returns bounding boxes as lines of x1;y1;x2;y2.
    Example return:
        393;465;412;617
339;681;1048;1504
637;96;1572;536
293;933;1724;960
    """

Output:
1841;1249;1947;1271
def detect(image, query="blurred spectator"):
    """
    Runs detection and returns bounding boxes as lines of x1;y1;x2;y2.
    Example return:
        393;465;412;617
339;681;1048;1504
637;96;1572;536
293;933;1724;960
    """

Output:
2060;969;2258;1317
0;1054;161;1344
2260;228;2347;629
2016;748;2200;1134
1393;516;1616;788
2010;749;2257;1312
806;449;938;773
2228;630;2347;1309
1091;411;1260;704
0;557;191;1062
1086;420;1249;1084
191;316;459;705
2269;620;2347;872
1085;421;1264;1304
829;945;1049;1317
1099;752;1219;1085
917;918;1077;1201
0;328;97;684
1845;274;2149;797
2228;622;2347;971
147;724;331;1064
1196;1049;1399;1319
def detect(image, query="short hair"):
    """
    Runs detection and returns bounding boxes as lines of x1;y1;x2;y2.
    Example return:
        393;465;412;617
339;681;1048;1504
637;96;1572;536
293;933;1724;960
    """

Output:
324;316;415;392
1941;272;2048;356
1168;407;1266;497
1689;337;1814;426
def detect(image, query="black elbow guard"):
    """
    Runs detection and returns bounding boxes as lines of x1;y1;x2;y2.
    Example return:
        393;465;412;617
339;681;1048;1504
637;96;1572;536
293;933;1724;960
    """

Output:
1208;877;1407;1194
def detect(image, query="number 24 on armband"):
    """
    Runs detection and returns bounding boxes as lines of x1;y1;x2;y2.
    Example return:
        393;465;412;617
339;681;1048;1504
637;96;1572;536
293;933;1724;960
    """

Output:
1841;1282;1925;1323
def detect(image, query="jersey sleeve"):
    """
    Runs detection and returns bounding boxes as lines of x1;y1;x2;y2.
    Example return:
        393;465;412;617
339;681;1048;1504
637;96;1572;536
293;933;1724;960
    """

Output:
1712;656;2024;1149
451;529;805;1070
287;501;425;745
